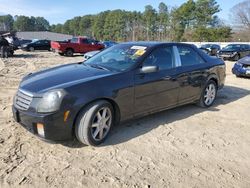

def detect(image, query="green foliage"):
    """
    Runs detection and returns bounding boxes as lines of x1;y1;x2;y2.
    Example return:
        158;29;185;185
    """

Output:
158;2;169;40
13;15;50;31
195;0;221;27
193;26;232;41
143;5;158;40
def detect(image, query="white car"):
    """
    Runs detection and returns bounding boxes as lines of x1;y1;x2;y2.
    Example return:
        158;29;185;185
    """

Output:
83;50;100;60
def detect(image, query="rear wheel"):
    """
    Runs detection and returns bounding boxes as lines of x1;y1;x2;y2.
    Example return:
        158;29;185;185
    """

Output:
75;100;114;146
234;54;240;61
198;80;217;107
29;47;35;52
65;49;74;57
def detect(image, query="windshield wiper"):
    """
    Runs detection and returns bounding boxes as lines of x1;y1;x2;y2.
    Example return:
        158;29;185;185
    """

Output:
88;64;110;71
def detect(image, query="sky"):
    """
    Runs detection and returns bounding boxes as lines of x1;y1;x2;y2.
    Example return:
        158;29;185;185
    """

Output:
0;0;244;25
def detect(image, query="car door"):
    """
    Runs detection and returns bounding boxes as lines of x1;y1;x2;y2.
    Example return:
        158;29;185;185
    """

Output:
36;40;44;50
42;40;50;50
134;45;180;115
242;45;250;57
31;41;38;50
80;38;92;53
175;45;208;104
39;40;46;50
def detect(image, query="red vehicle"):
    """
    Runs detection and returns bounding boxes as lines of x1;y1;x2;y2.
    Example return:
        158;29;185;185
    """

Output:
51;37;105;57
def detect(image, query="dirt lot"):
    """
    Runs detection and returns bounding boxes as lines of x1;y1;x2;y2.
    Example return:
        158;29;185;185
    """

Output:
0;51;250;188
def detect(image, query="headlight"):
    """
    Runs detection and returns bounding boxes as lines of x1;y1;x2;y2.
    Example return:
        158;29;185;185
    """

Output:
37;89;65;113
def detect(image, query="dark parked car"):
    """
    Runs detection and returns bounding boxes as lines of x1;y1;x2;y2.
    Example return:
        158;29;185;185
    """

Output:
218;44;250;61
19;39;32;46
199;44;221;56
12;42;226;146
232;55;250;77
21;40;51;51
101;41;117;48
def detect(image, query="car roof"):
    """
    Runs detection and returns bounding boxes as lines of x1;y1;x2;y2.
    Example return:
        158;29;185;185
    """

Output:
119;41;196;48
227;44;249;46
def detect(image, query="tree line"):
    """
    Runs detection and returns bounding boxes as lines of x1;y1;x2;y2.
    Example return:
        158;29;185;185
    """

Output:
0;15;50;32
0;0;233;42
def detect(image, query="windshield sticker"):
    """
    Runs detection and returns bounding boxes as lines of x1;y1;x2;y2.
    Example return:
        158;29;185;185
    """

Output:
134;49;146;56
131;46;147;50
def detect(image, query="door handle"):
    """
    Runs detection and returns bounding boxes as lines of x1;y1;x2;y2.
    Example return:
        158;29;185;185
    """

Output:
163;76;176;81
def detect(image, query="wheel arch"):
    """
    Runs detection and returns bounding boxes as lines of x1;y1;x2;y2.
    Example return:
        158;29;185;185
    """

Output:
207;74;218;87
72;98;121;134
65;48;74;53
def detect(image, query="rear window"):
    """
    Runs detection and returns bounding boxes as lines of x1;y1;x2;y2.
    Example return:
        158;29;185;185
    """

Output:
70;38;78;43
178;46;205;66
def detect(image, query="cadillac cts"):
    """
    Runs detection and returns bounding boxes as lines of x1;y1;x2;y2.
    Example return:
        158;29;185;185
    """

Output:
12;42;226;146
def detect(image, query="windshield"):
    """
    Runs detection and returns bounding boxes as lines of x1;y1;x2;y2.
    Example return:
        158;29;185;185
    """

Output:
223;45;241;50
84;44;148;71
201;44;212;48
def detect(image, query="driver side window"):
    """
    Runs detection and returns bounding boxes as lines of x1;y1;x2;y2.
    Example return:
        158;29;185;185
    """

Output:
143;47;175;70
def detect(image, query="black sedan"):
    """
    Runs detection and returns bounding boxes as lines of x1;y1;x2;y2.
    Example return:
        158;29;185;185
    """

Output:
218;44;250;61
21;40;51;51
12;42;226;146
199;44;221;56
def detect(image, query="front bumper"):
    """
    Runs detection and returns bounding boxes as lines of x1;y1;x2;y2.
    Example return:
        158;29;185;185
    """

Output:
12;105;74;141
232;64;250;77
218;54;236;60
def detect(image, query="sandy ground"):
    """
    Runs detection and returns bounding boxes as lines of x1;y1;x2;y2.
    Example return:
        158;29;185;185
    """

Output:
0;50;250;188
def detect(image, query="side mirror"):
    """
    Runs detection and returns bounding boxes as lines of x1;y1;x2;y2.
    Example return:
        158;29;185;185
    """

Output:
140;66;159;74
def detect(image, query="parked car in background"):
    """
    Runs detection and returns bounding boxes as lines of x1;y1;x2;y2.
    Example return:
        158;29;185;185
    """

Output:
51;37;105;57
19;39;32;46
101;41;117;48
199;44;221;56
218;44;250;61
21;40;51;51
12;42;225;146
83;50;100;60
232;55;250;77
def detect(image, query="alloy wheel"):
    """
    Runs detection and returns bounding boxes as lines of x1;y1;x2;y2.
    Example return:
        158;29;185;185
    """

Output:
91;107;112;141
204;83;216;106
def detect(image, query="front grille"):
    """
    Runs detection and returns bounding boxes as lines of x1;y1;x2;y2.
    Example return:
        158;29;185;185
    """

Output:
15;89;33;111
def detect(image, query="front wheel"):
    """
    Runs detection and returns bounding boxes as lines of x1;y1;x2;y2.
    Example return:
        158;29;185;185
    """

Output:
65;49;74;57
29;47;35;52
234;54;240;61
75;100;114;146
198;80;217;107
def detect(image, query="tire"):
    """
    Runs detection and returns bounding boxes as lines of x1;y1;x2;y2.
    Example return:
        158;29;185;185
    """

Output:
75;100;114;146
234;54;240;61
198;80;217;108
65;49;74;57
9;50;14;56
29;47;35;52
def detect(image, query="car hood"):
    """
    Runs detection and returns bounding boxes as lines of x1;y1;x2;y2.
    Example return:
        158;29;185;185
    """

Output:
20;63;113;93
239;55;250;65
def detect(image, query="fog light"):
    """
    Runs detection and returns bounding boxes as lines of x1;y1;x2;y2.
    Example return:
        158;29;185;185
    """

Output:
37;123;45;137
